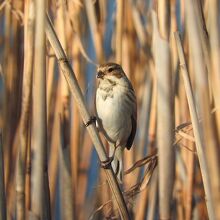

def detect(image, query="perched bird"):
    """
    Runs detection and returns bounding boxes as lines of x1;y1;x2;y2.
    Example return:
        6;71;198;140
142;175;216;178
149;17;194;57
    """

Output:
95;63;137;183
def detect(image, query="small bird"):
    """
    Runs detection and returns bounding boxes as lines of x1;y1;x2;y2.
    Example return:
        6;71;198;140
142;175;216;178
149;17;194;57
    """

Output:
95;63;137;183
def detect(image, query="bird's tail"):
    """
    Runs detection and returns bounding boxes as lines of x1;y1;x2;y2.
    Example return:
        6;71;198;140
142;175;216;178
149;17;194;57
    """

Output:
109;145;123;184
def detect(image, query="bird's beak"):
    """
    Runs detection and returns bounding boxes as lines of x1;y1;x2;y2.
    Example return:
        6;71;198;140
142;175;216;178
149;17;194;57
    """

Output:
96;71;104;79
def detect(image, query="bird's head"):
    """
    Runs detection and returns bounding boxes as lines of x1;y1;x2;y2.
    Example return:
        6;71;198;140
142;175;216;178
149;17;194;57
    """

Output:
96;63;126;81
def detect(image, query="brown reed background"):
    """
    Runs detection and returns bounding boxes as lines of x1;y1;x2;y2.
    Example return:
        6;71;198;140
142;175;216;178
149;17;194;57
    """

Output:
0;0;220;219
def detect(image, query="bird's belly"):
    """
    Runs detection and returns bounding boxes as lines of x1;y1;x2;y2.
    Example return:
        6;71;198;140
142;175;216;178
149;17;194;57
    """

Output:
96;93;131;145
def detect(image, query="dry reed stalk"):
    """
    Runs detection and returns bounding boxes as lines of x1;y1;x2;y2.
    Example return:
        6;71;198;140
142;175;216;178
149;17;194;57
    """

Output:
129;0;147;49
134;62;156;220
126;3;153;189
77;132;93;220
174;31;215;220
185;1;220;217
122;3;137;191
176;188;184;220
170;0;178;87
25;129;31;211
124;2;136;80
98;0;106;25
152;9;174;219
193;1;210;62
194;169;208;219
199;6;214;113
135;73;152;171
146;167;158;220
46;47;56;123
56;0;70;119
134;57;147;104
193;1;213;102
55;2;75;217
83;0;105;63
148;66;157;153
3;0;15;189
70;42;84;220
4;125;17;216
3;7;23;213
59;115;74;220
70;32;83;200
185;142;195;220
176;149;187;220
68;4;85;206
15;0;34;219
0;134;6;220
157;0;170;40
134;162;154;220
134;186;148;220
121;17;130;77
45;15;130;220
31;0;50;218
207;1;220;132
115;0;124;64
99;162;112;218
206;2;220;216
5;0;24;213
48;85;61;217
68;4;96;210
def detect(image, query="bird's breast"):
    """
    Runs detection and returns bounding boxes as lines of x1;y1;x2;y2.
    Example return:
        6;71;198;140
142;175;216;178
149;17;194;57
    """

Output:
96;86;132;145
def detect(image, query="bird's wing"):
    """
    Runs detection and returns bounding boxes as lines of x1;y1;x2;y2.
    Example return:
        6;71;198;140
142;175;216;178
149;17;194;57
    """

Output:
94;88;101;130
126;107;137;150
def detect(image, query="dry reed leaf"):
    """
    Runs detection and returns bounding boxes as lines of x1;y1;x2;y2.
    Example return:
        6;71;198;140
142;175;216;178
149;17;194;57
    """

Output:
74;34;98;66
89;200;112;220
124;152;157;175
139;158;157;191
123;158;157;206
175;129;195;142
90;157;157;219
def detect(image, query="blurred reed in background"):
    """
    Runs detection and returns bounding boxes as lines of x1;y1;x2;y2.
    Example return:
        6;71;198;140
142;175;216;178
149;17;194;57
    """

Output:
0;0;219;219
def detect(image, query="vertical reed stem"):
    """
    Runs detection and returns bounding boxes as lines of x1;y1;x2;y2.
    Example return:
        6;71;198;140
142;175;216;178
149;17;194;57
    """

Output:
16;0;35;219
174;32;215;220
153;8;174;219
116;0;124;64
0;134;6;220
31;0;50;218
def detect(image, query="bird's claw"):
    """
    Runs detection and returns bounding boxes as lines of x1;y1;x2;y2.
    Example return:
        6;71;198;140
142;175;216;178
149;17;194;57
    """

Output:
100;156;114;169
85;116;96;127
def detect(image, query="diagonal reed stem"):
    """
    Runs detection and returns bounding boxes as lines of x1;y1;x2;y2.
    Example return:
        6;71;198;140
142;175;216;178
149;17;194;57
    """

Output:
45;14;130;220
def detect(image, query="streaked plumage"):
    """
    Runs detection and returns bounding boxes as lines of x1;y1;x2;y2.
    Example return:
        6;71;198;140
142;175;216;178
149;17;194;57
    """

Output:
95;63;137;183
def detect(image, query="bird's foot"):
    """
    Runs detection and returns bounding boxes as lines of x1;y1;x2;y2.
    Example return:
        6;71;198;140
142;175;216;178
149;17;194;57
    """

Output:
100;156;114;169
100;144;120;169
85;116;96;127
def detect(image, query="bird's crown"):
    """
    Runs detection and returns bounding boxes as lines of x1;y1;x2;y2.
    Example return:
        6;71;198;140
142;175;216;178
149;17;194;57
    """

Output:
97;63;124;79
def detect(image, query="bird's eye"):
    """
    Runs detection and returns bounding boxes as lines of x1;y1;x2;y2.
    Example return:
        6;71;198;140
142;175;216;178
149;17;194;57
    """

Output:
108;67;114;72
